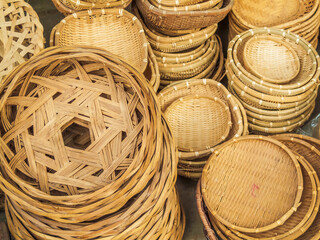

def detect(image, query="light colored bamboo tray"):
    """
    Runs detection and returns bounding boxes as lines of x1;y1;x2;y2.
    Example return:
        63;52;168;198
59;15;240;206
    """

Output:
201;135;303;233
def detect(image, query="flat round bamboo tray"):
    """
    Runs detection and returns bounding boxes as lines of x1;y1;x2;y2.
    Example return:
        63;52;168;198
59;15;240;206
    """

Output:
159;79;245;160
272;134;320;240
201;135;303;233
213;153;319;240
243;35;300;84
0;0;44;84
50;8;148;73
135;0;233;31
52;0;131;15
165;95;232;152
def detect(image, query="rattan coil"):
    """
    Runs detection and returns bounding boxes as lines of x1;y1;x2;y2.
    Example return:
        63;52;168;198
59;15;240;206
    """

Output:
52;0;131;15
135;0;233;31
0;0;44;84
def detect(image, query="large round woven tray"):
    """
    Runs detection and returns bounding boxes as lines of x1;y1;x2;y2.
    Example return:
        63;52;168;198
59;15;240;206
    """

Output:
201;135;303;233
272;134;320;240
0;0;44;84
50;8;148;73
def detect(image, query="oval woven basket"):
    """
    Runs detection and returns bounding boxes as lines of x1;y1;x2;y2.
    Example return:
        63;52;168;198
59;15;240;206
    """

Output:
201;135;303;233
0;0;44;84
52;0;131;15
50;8;148;73
164;95;232;152
243;35;300;84
149;0;222;11
135;0;233;31
159;79;245;161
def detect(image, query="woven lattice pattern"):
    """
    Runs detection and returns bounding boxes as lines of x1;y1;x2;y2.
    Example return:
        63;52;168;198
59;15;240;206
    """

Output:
0;47;149;196
0;0;44;83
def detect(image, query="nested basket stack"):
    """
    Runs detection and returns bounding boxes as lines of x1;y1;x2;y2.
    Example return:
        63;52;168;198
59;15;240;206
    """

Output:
229;0;320;48
0;47;185;239
158;79;248;179
0;0;44;211
227;28;320;134
197;134;320;240
50;8;160;92
133;0;232;89
52;0;131;15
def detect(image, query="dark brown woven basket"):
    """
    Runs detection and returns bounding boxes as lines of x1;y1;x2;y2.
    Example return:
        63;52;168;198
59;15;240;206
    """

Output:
135;0;234;31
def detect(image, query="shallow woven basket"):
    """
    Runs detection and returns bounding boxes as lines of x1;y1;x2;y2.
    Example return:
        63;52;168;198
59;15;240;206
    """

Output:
0;47;185;238
135;0;233;31
201;135;303;233
0;0;44;84
50;8;148;73
229;0;320;48
158;79;245;161
52;0;131;15
149;0;223;11
228;29;319;96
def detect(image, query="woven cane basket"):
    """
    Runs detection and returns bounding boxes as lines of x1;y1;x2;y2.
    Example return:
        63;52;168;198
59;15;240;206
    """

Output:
227;28;320;134
0;46;185;239
201;136;303;233
0;0;44;84
158;79;247;178
229;0;320;48
52;0;131;15
135;0;233;31
50;8;148;73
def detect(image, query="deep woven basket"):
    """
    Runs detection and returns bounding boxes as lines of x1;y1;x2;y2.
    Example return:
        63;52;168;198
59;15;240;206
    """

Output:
135;0;233;31
0;47;185;239
0;0;44;84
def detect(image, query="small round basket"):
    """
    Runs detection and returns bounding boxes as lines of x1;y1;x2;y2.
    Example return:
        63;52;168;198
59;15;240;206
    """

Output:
0;0;44;84
201;135;303;233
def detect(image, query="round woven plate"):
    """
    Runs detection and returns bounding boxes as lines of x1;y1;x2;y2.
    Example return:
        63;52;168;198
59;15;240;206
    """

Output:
201;135;303;233
272;134;320;240
164;95;232;152
243;35;300;84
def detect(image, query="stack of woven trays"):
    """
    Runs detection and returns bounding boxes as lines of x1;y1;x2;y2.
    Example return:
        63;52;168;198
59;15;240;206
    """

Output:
0;0;44;211
52;0;131;15
158;79;248;179
0;47;185;239
133;5;225;89
50;8;160;92
227;28;320;134
197;134;320;240
229;0;320;48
